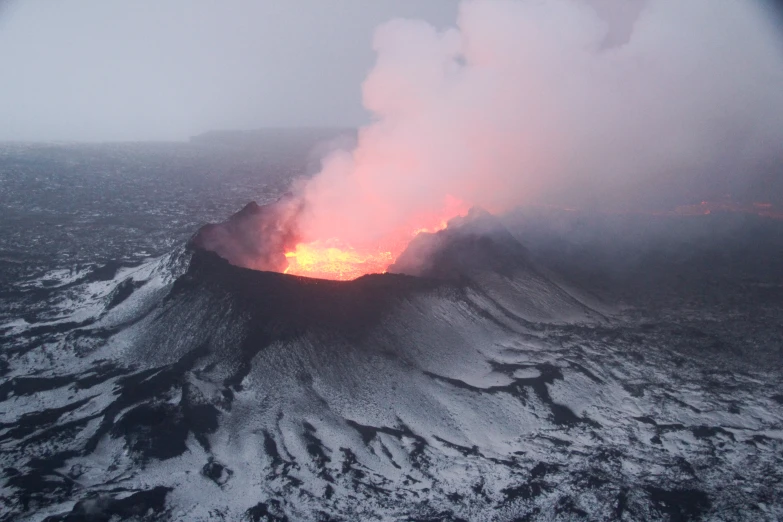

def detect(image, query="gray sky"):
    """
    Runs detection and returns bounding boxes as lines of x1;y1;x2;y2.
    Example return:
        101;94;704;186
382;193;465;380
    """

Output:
0;0;457;142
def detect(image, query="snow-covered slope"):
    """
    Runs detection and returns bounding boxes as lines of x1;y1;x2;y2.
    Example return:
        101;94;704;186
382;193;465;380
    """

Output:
1;214;781;521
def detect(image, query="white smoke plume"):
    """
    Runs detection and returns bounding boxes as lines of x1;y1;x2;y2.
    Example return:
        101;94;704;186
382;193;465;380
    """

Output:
292;0;783;247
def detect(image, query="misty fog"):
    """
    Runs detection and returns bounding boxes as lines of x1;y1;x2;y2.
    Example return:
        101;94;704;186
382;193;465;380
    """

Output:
0;0;456;142
1;0;782;212
295;0;783;246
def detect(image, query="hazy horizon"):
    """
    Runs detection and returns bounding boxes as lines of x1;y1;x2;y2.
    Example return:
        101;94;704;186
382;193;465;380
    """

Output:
0;1;456;142
3;0;781;146
0;126;356;145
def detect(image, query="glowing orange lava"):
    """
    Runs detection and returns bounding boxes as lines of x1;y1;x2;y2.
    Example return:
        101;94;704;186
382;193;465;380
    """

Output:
283;241;395;281
283;202;468;281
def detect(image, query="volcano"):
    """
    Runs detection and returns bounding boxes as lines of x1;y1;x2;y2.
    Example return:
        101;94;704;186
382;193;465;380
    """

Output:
189;195;472;281
1;203;782;521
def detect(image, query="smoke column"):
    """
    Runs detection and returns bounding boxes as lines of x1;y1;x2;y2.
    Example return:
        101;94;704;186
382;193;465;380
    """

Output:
293;0;783;247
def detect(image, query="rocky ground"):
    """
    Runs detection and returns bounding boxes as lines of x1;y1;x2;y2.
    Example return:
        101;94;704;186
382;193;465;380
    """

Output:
1;140;781;521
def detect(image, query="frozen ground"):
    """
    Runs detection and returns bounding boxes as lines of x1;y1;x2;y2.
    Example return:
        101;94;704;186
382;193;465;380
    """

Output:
1;136;782;521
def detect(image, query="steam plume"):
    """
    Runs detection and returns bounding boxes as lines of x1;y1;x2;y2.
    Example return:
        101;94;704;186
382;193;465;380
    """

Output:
294;0;783;246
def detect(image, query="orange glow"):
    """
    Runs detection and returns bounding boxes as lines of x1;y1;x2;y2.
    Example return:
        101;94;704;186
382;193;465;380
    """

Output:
529;198;783;220
669;199;783;219
283;198;469;281
284;241;394;281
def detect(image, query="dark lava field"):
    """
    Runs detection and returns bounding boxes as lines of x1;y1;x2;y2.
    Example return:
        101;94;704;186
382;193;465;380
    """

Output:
1;133;782;521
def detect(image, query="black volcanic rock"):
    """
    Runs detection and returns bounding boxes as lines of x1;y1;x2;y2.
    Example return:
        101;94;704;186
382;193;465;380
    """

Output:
152;248;445;388
180;248;440;338
389;208;534;279
189;195;302;272
390;208;601;322
2;206;782;521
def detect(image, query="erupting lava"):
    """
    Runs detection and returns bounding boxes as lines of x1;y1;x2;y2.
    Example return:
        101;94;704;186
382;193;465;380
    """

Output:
283;241;394;281
283;207;467;281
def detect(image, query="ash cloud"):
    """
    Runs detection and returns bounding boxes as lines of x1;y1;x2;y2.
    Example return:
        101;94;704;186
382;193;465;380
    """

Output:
294;0;783;247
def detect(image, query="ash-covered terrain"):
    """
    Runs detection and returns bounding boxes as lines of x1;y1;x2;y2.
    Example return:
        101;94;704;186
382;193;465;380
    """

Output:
1;137;782;521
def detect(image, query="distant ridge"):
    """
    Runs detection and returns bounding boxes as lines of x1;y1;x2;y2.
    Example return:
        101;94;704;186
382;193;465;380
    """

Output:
189;127;356;146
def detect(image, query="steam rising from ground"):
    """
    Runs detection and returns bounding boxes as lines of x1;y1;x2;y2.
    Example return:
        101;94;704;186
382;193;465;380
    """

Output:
294;0;783;246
